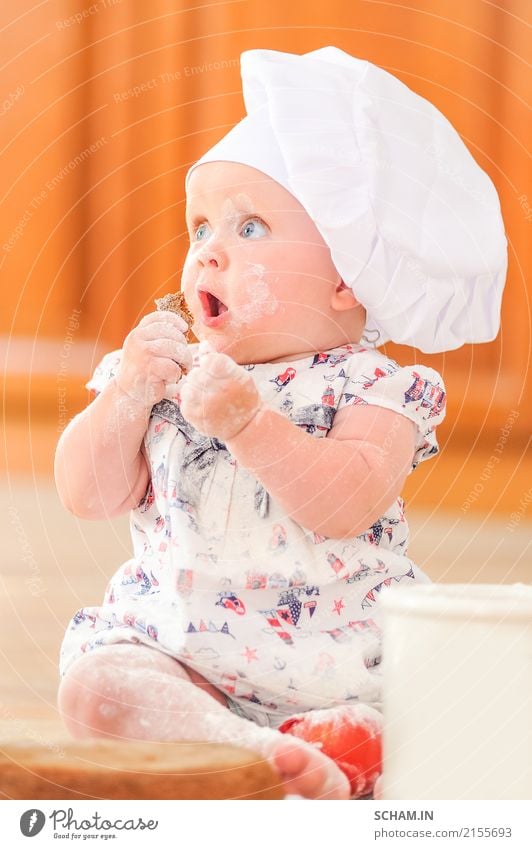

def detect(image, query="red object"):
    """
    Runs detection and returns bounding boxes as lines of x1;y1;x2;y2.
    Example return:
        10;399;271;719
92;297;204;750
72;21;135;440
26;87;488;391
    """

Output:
279;707;382;798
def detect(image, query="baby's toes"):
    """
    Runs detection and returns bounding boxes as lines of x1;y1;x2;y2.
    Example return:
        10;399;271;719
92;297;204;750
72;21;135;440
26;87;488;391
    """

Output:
272;739;350;800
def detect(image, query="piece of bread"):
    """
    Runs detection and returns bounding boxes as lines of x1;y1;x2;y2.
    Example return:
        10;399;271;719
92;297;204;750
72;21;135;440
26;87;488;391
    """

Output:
154;291;194;376
155;291;194;342
0;740;283;800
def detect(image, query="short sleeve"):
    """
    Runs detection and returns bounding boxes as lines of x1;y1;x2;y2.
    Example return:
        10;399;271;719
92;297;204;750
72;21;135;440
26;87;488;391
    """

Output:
337;355;446;472
85;349;122;395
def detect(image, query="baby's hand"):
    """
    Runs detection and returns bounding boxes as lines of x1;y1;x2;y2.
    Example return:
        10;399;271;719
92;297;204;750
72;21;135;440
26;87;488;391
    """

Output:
116;311;193;407
178;345;263;441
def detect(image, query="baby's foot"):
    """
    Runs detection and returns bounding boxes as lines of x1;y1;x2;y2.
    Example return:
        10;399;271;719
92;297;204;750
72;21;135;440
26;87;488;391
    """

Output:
58;645;350;799
278;703;382;798
270;734;350;799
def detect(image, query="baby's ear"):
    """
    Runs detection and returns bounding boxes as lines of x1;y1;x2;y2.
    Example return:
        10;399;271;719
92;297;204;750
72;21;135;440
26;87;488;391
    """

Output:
330;280;361;312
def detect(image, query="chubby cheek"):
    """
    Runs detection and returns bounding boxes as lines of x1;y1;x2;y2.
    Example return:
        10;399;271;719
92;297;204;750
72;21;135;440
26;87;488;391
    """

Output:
228;263;281;329
287;241;337;287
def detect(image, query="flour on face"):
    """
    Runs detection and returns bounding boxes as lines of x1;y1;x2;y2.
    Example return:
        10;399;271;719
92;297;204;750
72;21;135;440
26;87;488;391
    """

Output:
229;263;279;329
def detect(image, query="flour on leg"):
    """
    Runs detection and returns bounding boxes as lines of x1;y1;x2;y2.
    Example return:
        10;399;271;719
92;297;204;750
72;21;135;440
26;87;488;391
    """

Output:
58;644;349;800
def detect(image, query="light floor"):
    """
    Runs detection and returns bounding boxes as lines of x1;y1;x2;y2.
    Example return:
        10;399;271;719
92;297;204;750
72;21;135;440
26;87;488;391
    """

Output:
1;480;530;738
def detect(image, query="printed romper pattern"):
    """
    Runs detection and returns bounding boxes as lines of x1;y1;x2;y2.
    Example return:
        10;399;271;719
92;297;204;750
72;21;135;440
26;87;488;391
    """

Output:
60;342;446;728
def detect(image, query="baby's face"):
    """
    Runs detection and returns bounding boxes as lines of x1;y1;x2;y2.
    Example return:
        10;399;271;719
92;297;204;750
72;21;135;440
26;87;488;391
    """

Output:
182;162;362;364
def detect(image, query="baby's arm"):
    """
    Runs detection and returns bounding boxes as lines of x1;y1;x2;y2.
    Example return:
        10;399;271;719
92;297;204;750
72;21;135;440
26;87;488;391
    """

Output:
227;403;415;538
55;312;191;519
179;348;415;538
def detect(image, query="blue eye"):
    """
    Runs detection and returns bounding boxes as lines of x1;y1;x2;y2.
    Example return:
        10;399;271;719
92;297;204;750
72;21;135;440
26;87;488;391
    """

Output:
240;218;267;239
194;222;211;241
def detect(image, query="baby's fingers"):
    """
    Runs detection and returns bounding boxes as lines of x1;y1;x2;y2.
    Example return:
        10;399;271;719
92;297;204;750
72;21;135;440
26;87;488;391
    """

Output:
149;357;184;384
147;339;193;372
138;311;190;335
184;369;232;396
138;321;190;345
178;377;215;403
196;351;245;381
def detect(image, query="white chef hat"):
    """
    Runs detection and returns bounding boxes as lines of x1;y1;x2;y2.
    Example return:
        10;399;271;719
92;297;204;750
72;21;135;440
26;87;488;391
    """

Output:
186;47;507;353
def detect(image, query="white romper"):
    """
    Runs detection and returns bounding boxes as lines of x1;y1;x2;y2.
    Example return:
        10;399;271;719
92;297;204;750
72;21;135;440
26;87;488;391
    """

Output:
59;342;446;727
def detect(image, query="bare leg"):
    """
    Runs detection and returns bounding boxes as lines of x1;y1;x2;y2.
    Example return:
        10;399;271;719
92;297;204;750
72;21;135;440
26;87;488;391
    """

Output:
58;644;349;799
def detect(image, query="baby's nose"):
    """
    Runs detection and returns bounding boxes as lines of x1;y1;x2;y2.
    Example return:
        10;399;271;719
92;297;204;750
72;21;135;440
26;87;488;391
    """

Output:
198;247;225;270
199;255;219;269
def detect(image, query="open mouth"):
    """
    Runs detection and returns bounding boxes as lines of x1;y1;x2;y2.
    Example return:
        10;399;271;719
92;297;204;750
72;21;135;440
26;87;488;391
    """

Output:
198;290;228;319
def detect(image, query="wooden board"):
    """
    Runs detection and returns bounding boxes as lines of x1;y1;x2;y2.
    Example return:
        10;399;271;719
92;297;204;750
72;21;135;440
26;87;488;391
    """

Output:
0;739;283;800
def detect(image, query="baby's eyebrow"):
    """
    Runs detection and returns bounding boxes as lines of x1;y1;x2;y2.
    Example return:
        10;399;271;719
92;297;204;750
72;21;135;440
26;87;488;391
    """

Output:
185;205;265;225
185;211;207;232
228;208;264;220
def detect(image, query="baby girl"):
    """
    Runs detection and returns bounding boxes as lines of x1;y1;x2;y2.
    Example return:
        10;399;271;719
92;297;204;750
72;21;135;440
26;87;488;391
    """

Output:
55;47;507;799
